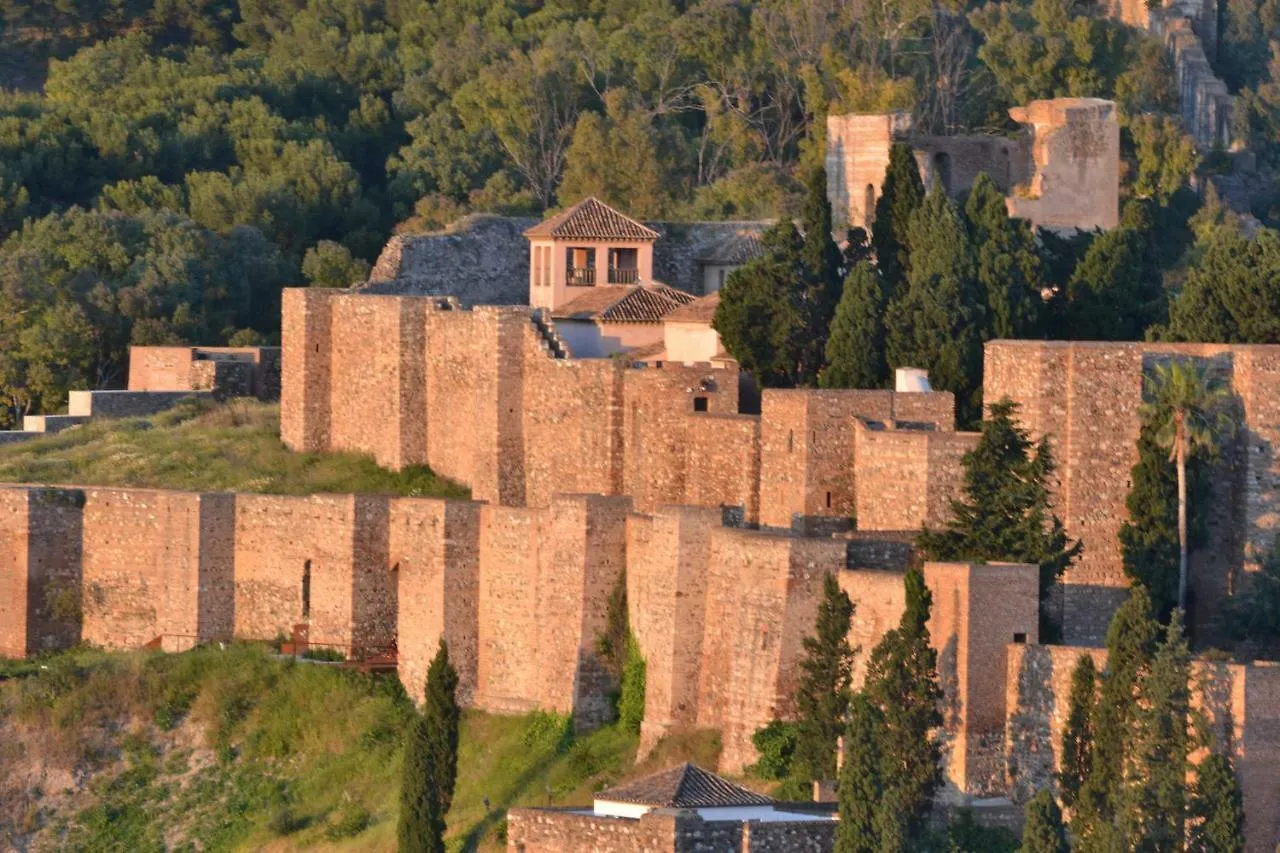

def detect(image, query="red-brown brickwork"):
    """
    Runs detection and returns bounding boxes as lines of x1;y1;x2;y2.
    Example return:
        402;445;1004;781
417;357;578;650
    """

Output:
853;422;979;531
391;499;482;705
986;340;1280;643
0;488;84;658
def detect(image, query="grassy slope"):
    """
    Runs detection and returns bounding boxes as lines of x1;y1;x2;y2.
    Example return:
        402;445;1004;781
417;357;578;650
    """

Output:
0;399;468;498
0;646;721;852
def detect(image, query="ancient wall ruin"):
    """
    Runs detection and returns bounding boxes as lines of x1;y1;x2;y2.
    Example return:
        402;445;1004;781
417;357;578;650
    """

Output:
827;97;1119;235
986;340;1280;644
128;346;281;401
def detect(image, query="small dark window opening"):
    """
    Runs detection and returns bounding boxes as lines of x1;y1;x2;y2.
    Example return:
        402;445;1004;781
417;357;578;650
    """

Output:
826;491;832;509
301;560;312;619
811;430;817;443
314;343;320;353
1013;632;1027;644
693;396;708;412
787;430;794;453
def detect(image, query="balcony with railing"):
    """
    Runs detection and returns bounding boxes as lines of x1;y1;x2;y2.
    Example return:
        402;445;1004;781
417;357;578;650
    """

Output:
565;266;641;286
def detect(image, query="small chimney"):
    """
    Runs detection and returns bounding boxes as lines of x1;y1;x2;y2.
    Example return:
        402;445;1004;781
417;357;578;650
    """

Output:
895;367;930;392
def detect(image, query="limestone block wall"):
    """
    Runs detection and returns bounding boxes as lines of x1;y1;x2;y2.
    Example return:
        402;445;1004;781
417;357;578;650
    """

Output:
627;506;721;754
0;488;84;658
757;389;956;530
985;340;1280;643
852;422;979;531
128;346;282;401
1007;98;1120;232
696;528;848;772
391;499;482;705
506;808;836;853
826;112;911;231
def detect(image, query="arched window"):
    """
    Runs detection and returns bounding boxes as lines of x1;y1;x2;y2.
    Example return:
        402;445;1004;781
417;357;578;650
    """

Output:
864;184;876;224
301;560;312;619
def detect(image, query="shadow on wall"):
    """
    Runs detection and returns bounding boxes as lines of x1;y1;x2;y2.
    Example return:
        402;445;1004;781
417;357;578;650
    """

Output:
1005;645;1057;804
29;489;86;654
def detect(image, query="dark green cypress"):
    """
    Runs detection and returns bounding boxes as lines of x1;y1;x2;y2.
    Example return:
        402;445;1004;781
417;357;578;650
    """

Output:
871;142;924;296
964;172;1046;341
1020;789;1069;853
1124;611;1191;851
820;260;886;389
862;566;942;849
834;693;883;853
398;639;460;853
1074;588;1159;849
884;187;984;426
793;572;856;782
1188;752;1246;853
1065;201;1164;341
797;164;845;384
916;397;1081;640
1059;653;1097;812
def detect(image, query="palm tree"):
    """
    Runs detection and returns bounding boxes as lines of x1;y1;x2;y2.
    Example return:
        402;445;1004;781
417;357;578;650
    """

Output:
1140;361;1235;611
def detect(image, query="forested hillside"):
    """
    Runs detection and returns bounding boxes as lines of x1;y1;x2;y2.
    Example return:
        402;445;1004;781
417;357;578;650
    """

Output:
0;0;1278;426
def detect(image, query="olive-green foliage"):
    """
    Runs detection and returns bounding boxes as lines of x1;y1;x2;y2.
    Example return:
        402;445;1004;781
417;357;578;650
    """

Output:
821;261;887;389
1019;790;1068;853
792;573;856;782
1225;535;1280;658
303;240;372;288
398;639;459;853
917;398;1080;640
750;720;801;783
0;398;470;498
1188;752;1246;853
0;206;290;426
1165;227;1280;344
617;635;646;735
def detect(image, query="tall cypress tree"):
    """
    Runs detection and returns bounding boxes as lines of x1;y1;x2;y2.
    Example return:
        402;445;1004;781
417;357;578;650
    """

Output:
797;164;845;383
820;260;887;389
1020;790;1070;853
862;566;942;850
1188;753;1246;853
1123;610;1191;851
398;639;460;853
1065;201;1164;341
964;172;1046;341
1059;653;1097;812
793;572;856;782
871;142;924;295
916;397;1081;640
884;187;984;425
1074;588;1159;850
835;693;884;853
713;221;803;387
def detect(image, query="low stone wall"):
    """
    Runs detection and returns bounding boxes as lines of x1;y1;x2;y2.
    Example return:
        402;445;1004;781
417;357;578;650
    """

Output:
505;808;836;853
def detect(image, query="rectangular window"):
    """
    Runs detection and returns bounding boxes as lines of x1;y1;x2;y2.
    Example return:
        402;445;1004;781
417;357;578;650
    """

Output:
693;396;708;412
1013;632;1027;644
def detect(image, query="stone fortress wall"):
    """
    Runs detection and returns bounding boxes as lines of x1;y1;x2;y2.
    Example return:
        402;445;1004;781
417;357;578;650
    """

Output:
281;288;965;534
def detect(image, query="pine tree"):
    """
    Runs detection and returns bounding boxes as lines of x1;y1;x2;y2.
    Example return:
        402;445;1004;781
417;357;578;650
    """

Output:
871;142;924;295
862;566;942;849
1226;534;1280;657
835;693;884;853
793;573;856;782
797;164;845;383
916;397;1081;640
1123;611;1191;851
1188;753;1245;853
1059;654;1097;812
398;639;460;853
820;261;886;389
964;172;1046;341
1165;226;1280;345
1020;790;1069;853
713;221;803;387
1065;201;1163;341
1074;588;1159;850
884;187;984;425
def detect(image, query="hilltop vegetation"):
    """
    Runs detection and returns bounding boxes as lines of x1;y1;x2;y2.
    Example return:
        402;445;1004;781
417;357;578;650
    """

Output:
0;398;468;498
0;0;1278;423
0;644;719;851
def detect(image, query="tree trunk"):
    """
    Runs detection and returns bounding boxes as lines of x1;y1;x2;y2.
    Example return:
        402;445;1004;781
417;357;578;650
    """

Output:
1177;436;1189;612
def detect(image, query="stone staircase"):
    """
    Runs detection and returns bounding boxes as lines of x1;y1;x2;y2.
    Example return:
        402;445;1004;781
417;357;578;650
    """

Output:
530;309;571;359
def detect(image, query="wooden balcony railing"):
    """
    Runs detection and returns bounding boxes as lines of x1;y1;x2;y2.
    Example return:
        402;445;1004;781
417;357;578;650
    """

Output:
568;267;596;285
608;267;640;284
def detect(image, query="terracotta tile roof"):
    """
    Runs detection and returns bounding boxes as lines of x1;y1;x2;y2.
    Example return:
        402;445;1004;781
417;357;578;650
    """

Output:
596;764;774;809
523;197;660;241
696;231;765;265
553;284;695;324
663;292;720;325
